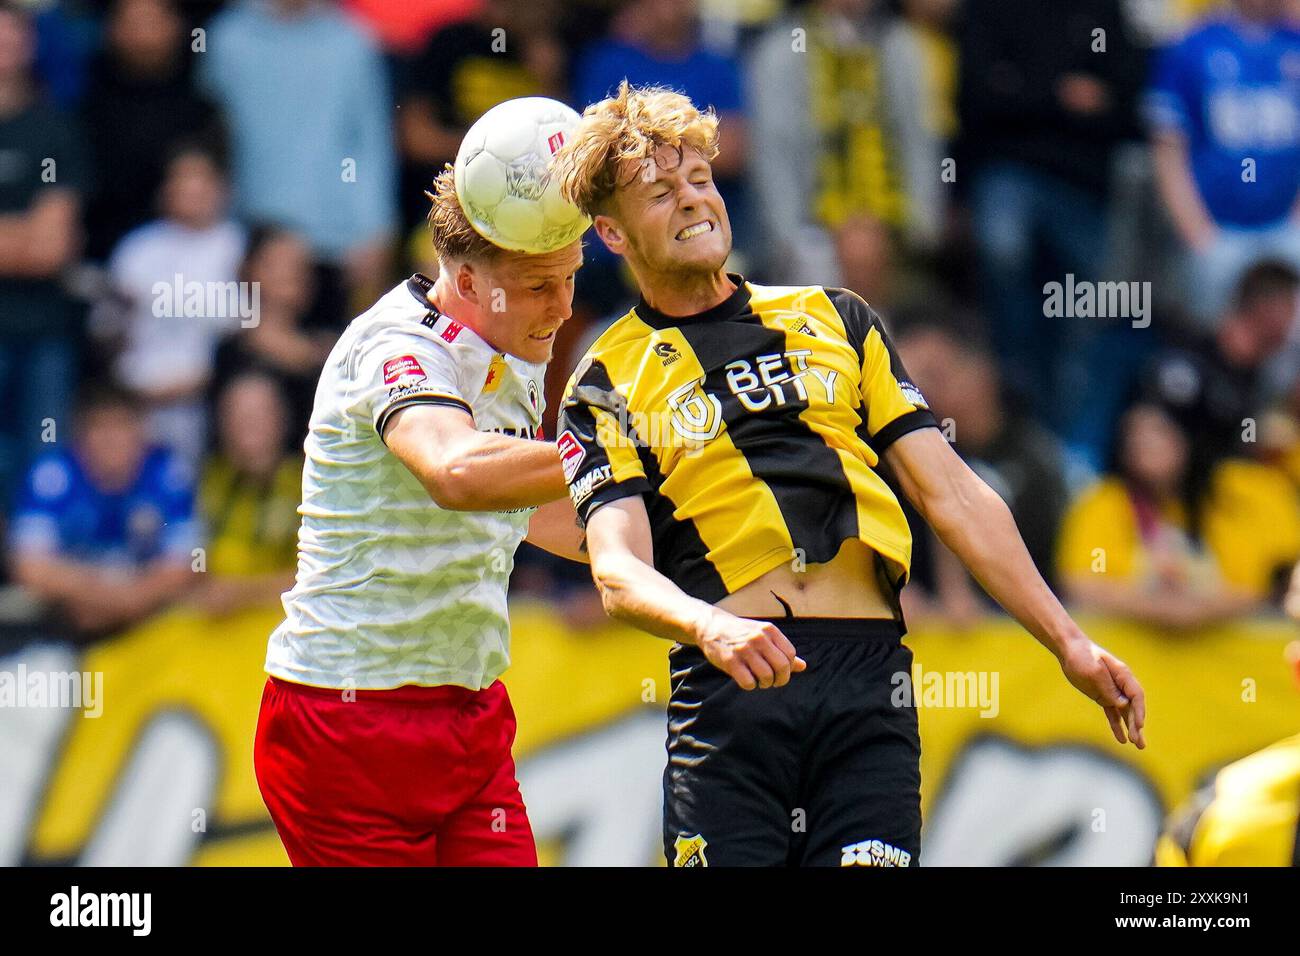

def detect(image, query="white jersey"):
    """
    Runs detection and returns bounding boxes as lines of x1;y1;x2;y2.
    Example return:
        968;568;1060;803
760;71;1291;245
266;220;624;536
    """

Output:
266;274;547;691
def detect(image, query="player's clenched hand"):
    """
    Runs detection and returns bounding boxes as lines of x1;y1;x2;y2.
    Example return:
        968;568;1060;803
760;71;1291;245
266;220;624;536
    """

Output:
694;609;807;690
1057;637;1147;749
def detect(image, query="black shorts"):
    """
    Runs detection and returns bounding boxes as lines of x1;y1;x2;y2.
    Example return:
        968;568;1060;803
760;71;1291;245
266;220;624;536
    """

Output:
663;618;921;867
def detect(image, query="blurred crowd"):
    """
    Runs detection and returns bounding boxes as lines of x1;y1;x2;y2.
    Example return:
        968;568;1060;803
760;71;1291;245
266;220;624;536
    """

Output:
2;0;1300;645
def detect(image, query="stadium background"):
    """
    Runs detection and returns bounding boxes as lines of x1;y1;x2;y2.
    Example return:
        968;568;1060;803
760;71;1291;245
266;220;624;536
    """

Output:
2;0;1300;865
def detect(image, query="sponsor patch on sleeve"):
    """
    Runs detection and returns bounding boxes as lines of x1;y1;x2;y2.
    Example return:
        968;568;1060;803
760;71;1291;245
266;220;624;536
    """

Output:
568;463;613;508
383;354;427;386
557;429;586;483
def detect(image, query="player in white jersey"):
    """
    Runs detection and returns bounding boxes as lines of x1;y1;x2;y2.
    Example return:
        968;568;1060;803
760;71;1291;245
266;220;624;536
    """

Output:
253;168;585;866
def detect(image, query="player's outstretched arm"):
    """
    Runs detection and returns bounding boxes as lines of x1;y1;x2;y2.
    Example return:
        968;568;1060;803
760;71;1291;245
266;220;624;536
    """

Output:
526;499;589;564
883;427;1146;749
384;404;568;511
585;496;806;690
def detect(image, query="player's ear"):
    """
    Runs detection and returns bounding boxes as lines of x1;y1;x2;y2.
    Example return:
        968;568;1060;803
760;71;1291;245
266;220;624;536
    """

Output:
455;261;481;306
593;215;626;255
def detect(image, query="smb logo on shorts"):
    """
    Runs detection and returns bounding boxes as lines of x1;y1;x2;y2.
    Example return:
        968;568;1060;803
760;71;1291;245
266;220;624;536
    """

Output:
841;839;912;867
673;834;709;867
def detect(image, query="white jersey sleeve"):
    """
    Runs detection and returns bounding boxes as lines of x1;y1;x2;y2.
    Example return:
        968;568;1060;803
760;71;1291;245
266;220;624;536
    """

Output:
357;329;473;439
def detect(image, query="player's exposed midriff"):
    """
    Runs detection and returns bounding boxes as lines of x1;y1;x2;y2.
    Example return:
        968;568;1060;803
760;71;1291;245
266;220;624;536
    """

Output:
715;538;897;620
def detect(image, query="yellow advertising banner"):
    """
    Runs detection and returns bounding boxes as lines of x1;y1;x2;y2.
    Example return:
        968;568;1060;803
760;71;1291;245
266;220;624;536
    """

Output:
3;603;1295;866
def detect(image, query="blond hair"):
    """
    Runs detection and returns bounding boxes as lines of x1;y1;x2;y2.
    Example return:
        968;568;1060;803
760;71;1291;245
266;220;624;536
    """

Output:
556;81;720;217
425;165;505;266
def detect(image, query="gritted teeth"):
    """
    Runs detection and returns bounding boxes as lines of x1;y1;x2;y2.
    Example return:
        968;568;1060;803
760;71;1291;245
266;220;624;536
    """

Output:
676;221;713;241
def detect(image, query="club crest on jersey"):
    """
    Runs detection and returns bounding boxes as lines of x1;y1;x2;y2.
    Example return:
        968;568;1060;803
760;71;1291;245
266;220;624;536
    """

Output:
383;355;426;386
547;131;566;154
441;321;463;343
673;834;709;867
557;429;586;482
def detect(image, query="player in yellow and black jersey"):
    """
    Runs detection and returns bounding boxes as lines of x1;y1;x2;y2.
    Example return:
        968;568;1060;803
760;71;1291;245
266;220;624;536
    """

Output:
1157;639;1300;867
560;280;933;615
553;82;1147;867
1157;735;1300;867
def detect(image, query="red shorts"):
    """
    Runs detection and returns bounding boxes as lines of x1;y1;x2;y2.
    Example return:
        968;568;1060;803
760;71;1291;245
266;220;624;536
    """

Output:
253;676;536;866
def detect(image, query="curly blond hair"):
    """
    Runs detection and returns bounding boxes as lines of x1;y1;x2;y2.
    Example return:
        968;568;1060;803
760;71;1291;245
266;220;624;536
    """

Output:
425;165;505;266
556;81;720;217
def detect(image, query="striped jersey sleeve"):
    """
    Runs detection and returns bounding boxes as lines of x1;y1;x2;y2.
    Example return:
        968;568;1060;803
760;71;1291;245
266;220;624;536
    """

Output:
556;358;652;527
826;287;938;453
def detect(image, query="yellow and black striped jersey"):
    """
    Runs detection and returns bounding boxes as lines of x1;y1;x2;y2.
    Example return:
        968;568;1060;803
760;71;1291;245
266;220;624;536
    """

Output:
556;274;937;606
1156;733;1300;867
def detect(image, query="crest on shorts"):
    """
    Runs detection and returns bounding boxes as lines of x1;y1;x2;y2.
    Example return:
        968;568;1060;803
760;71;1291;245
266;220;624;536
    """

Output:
673;833;709;867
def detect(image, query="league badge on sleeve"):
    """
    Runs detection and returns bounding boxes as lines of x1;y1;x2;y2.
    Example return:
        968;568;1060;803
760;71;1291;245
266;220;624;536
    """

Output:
557;429;586;483
900;381;928;408
383;355;427;387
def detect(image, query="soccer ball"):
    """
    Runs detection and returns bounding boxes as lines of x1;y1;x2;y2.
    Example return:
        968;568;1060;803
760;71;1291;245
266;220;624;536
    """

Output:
454;97;591;255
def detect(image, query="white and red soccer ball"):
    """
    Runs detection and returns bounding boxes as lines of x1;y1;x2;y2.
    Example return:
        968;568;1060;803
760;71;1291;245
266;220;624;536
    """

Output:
454;97;591;255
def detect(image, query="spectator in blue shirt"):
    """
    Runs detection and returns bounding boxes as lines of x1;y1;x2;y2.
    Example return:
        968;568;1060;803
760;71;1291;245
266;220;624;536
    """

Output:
573;0;747;178
8;382;200;639
1147;0;1300;323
